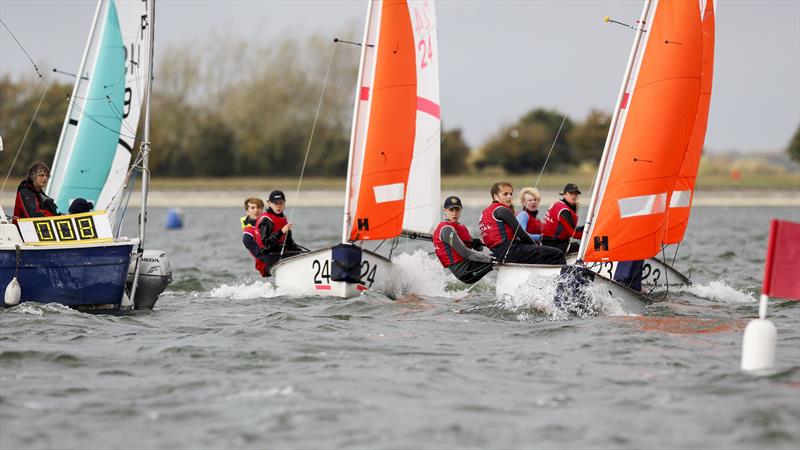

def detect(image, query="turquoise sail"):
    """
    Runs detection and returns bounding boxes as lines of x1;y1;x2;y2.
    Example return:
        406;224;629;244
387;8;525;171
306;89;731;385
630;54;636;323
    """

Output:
55;1;125;210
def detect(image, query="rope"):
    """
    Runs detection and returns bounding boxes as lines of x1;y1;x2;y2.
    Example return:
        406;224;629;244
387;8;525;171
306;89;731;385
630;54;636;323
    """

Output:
281;42;338;256
0;19;54;198
500;112;569;264
0;83;52;198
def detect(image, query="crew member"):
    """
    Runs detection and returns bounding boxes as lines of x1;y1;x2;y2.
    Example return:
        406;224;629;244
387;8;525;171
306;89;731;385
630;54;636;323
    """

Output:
479;181;565;265
542;183;585;255
241;197;267;277
255;190;306;276
13;162;59;221
515;186;543;242
432;196;494;284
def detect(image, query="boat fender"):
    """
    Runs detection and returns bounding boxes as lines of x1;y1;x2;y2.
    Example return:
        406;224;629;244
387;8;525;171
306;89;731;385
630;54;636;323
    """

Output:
554;265;595;316
4;277;21;306
741;318;777;371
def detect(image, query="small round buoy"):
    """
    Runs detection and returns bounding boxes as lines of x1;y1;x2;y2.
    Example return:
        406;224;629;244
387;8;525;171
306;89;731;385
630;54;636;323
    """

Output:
165;208;183;229
4;277;21;306
741;318;777;371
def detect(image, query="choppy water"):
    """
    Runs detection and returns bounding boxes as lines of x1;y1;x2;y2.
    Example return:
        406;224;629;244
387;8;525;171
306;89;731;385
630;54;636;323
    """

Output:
2;205;799;449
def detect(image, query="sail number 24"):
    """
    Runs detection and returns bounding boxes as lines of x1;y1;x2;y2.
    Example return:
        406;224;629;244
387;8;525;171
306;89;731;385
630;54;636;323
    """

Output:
413;2;434;69
311;259;378;288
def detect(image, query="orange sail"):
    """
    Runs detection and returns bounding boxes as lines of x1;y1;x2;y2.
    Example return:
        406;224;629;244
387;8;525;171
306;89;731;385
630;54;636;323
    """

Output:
347;0;440;242
581;0;703;262
664;0;715;244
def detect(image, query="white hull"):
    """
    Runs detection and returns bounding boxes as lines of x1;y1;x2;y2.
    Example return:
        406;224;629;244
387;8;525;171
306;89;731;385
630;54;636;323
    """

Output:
271;248;392;299
566;254;690;288
496;263;648;316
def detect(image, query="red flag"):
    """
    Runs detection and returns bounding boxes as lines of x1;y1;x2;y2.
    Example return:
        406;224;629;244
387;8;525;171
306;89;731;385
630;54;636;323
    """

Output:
762;219;800;300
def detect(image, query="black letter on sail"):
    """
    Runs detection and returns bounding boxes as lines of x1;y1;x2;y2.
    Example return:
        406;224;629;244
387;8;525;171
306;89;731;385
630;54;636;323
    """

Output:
594;236;609;251
357;218;370;231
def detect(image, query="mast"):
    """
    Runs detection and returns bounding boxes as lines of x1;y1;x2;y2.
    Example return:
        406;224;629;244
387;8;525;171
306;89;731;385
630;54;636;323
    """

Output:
138;0;155;252
341;0;376;244
576;0;653;262
128;0;154;305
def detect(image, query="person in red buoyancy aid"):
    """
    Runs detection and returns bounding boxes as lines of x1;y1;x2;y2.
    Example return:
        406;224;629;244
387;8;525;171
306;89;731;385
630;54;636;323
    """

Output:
541;183;585;255
515;186;543;242
241;197;268;277
13;162;59;223
432;196;494;284
254;190;307;276
479;181;565;265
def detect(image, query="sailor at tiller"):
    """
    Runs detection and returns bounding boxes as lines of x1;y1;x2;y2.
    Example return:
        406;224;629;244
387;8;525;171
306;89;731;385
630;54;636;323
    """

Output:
541;183;585;255
13;162;59;221
255;190;306;276
241;197;267;277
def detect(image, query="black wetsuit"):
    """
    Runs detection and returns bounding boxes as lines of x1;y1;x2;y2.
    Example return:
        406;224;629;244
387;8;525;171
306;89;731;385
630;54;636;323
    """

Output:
490;206;565;265
437;225;494;284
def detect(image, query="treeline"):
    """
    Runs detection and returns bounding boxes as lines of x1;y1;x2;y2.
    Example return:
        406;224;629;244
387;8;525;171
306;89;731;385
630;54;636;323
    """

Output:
1;33;614;179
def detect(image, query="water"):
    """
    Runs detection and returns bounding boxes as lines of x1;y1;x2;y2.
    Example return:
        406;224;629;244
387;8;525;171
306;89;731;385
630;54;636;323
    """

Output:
2;206;799;449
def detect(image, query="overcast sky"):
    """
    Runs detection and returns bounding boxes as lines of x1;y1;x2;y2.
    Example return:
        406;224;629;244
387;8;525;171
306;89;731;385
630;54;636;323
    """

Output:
1;0;798;153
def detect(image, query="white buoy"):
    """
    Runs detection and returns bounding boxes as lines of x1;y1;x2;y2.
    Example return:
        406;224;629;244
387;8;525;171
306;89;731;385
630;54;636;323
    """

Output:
4;277;21;306
741;296;777;371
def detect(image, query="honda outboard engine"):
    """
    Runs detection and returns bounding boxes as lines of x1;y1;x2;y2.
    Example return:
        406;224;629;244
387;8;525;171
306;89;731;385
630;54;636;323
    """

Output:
127;249;172;309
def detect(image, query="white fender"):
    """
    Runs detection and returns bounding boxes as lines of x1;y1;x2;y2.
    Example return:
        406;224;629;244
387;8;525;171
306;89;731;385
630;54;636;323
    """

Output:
4;277;21;306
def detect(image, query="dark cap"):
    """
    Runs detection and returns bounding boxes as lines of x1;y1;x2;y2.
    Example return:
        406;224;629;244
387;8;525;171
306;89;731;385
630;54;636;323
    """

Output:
443;196;462;209
560;183;581;195
68;198;94;214
268;190;285;202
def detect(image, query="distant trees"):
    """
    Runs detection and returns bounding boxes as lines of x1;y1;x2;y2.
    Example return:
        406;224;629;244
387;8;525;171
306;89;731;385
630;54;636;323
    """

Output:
0;76;70;177
1;34;620;180
440;128;470;175
789;124;800;163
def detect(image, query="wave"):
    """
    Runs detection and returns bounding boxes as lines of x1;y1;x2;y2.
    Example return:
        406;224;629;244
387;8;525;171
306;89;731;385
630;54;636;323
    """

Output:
388;249;480;298
679;280;757;304
208;280;289;300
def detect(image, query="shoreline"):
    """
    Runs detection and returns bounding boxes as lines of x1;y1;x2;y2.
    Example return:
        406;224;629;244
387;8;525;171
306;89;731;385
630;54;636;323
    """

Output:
2;189;798;210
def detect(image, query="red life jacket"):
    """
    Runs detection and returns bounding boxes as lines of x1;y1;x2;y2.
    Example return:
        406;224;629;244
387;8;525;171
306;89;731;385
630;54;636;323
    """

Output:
433;221;473;268
479;202;514;249
13;180;56;221
241;216;267;277
523;210;543;234
542;200;580;241
254;210;288;249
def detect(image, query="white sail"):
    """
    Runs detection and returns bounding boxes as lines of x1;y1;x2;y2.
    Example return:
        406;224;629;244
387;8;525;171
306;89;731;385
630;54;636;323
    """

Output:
402;0;441;235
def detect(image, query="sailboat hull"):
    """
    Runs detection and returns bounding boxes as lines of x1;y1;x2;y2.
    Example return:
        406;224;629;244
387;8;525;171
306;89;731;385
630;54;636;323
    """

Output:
0;242;134;310
496;263;648;316
271;248;392;299
566;254;690;288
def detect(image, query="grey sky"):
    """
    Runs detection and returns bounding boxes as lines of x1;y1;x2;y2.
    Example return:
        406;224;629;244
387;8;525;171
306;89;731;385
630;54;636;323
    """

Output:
1;0;798;153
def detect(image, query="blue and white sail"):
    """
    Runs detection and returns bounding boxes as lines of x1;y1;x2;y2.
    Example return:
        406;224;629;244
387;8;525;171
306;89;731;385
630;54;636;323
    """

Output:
47;0;151;222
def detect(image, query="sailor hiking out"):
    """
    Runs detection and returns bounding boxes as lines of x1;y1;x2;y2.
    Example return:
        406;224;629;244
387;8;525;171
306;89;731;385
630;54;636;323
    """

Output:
432;196;494;284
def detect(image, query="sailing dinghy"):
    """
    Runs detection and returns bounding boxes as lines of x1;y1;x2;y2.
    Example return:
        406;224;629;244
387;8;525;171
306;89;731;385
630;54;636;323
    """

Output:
496;0;714;314
1;0;171;310
271;0;441;298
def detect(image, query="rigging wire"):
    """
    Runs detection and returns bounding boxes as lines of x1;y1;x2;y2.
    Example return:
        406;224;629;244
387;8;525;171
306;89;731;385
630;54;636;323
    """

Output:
280;42;339;256
500;112;569;264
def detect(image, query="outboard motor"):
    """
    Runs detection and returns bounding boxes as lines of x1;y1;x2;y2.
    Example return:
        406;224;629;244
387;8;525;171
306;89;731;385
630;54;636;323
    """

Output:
331;243;362;284
127;249;172;309
554;265;596;316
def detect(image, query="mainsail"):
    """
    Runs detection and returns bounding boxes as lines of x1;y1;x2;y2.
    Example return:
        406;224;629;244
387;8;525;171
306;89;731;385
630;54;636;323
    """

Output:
343;0;441;242
664;0;715;244
579;0;704;263
48;0;150;219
